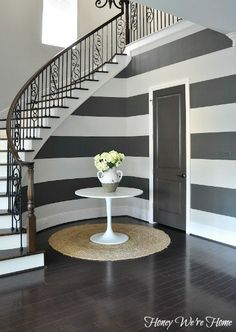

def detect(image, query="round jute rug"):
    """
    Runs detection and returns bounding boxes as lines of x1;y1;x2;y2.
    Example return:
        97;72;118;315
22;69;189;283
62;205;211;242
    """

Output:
48;223;171;261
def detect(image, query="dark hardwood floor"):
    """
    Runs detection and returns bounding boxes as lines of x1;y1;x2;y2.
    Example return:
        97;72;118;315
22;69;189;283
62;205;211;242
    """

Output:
0;217;235;332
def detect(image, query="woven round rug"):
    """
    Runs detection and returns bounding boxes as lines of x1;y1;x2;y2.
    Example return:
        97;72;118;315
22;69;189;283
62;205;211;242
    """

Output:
48;223;171;261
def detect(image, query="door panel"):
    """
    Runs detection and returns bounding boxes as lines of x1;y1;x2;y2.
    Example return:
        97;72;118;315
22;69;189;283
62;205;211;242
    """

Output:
158;180;182;215
158;95;181;169
153;85;186;231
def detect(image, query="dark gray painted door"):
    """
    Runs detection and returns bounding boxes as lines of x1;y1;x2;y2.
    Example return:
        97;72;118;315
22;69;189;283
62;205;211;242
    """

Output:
153;85;186;231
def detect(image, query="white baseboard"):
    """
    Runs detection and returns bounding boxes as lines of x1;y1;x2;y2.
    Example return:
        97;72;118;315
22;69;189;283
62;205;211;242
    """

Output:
190;209;236;247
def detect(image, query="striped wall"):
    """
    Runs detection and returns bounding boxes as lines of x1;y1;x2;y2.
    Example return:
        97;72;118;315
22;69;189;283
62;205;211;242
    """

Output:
26;24;236;245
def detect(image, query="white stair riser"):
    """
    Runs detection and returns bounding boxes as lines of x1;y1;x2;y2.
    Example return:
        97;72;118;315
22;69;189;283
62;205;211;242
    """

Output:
5;117;51;128
0;181;7;192
0;140;34;150
0;233;27;250
0;165;7;177
0;152;7;163
0;151;30;162
0;253;44;276
0;140;7;150
0;129;7;139
0;128;42;140
0;197;8;209
0;215;12;229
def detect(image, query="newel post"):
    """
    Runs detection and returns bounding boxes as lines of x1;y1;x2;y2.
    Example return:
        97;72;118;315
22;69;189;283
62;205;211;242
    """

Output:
27;162;36;253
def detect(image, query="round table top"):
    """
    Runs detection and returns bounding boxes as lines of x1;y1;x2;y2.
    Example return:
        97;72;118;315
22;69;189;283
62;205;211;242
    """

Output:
75;187;143;199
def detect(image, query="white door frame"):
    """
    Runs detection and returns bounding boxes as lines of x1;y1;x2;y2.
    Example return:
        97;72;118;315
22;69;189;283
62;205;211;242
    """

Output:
148;78;191;234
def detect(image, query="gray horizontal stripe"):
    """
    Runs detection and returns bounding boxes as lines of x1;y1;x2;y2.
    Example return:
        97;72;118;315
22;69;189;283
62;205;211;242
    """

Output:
127;94;149;116
117;29;231;78
73;97;127;117
191;132;236;160
190;75;236;108
73;94;149;117
22;177;149;210
191;184;236;218
36;136;149;159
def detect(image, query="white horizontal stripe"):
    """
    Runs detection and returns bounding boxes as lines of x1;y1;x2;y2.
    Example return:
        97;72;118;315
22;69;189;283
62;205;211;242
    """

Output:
96;47;235;98
127;115;149;136
29;157;150;184
191;159;236;189
191;103;236;133
190;209;236;247
127;48;235;97
94;78;127;97
24;197;149;231
54;114;149;137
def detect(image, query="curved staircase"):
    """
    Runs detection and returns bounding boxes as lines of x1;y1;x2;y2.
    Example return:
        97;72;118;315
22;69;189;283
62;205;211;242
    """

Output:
0;0;180;277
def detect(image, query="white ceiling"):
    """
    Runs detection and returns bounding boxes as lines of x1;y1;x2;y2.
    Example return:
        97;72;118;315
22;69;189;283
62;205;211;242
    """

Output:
135;0;236;34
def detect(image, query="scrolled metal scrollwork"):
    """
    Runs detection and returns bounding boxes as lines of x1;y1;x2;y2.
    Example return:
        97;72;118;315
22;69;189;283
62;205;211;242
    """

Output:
146;7;154;23
12;163;22;231
130;1;138;31
29;81;38;109
50;62;59;96
95;0;124;9
13;103;22;149
117;17;126;51
71;48;81;82
93;32;103;67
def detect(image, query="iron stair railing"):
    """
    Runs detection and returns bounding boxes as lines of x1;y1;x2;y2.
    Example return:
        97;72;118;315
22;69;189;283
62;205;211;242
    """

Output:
6;0;181;253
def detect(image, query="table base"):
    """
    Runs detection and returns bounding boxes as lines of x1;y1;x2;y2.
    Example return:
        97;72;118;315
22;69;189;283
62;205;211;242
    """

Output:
90;232;129;245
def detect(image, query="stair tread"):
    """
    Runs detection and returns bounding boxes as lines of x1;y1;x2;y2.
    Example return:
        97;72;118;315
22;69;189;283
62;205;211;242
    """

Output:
0;210;11;216
42;87;89;97
0;177;7;181
75;87;89;91
104;61;118;64
2;126;51;130
0;228;26;237
0;248;44;262
83;78;99;82
13;116;60;120
19;106;69;111
0;192;15;197
0;149;34;152
28;96;79;104
0;192;12;197
95;70;109;73
0;137;43;141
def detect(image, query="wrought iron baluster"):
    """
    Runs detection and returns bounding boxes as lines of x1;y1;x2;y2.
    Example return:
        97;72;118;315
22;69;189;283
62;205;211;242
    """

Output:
106;24;109;62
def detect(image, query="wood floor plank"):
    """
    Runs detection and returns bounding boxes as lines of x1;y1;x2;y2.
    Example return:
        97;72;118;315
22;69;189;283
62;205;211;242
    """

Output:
0;216;235;332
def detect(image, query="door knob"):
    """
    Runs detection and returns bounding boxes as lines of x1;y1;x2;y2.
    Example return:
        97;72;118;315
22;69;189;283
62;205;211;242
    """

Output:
177;173;186;178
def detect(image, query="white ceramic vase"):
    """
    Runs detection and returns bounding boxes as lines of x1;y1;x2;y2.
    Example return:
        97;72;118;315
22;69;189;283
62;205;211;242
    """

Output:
97;167;123;192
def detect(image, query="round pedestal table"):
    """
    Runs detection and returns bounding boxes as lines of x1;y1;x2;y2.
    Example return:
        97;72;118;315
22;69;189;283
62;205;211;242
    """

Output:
75;187;143;245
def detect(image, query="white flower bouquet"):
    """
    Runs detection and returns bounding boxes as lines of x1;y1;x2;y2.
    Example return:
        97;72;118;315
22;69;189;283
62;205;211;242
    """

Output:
94;150;125;171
